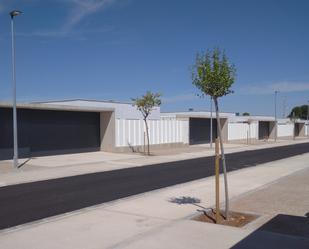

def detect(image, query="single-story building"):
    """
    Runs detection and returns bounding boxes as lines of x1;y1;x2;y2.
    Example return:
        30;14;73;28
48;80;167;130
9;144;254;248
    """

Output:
0;101;116;159
227;115;277;141
161;111;235;145
0;99;308;160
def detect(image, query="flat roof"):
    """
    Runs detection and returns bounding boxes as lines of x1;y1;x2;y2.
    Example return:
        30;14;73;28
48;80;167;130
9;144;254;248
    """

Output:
33;98;132;105
0;102;114;113
229;115;276;122
162;111;233;119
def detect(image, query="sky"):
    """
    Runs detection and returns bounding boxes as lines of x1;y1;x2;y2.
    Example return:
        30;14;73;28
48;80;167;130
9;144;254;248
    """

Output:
0;0;308;116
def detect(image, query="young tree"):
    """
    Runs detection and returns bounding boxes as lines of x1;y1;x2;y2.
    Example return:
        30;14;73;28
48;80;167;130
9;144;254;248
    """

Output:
192;48;236;218
132;91;161;155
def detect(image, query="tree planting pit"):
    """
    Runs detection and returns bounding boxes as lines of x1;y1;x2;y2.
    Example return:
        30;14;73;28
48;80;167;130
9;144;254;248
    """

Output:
192;210;259;228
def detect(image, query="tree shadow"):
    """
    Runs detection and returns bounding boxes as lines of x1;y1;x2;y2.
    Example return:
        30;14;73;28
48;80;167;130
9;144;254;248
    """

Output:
168;196;201;205
168;196;213;214
18;158;32;169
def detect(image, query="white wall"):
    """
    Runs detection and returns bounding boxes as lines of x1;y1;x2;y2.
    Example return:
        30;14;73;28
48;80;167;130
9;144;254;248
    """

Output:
277;123;294;137
228;121;299;140
116;118;189;147
228;122;258;140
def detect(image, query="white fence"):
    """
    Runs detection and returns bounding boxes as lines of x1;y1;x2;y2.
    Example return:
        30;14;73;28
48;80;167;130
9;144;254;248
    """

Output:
228;122;258;140
116;119;308;148
116;119;189;147
277;123;294;137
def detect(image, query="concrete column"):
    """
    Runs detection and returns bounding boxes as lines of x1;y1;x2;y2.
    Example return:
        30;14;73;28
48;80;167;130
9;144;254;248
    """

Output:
269;121;276;139
220;118;228;142
298;123;306;137
100;111;116;152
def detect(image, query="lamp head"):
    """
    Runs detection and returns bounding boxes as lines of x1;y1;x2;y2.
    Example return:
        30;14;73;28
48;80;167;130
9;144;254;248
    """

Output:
10;10;22;18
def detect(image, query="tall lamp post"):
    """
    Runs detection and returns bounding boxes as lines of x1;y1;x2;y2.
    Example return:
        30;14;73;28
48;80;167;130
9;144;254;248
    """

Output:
210;97;213;148
10;10;22;168
274;91;279;142
307;100;309;138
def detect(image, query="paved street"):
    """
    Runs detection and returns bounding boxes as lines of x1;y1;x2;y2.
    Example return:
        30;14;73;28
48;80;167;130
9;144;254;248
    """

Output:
0;139;307;187
0;152;308;249
0;142;308;230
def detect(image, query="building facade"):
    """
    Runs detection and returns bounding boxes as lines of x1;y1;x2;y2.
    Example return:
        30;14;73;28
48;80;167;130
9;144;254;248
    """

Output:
0;99;308;160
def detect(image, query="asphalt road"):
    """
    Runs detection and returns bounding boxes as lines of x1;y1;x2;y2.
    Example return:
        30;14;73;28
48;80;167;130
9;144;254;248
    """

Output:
0;142;308;230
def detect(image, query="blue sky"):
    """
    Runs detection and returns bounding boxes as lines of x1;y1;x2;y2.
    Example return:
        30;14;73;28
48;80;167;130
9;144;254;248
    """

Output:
0;0;308;116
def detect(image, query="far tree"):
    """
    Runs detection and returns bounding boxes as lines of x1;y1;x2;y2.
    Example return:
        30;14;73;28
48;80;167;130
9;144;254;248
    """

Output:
288;105;308;119
242;112;250;116
192;48;236;218
132;91;161;155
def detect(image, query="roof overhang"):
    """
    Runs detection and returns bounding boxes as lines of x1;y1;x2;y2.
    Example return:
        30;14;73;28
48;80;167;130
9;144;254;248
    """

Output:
295;120;306;124
175;114;230;119
0;102;115;113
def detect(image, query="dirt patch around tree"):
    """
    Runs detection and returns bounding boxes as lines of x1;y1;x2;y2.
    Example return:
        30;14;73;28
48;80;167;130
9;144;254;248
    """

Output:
192;210;259;228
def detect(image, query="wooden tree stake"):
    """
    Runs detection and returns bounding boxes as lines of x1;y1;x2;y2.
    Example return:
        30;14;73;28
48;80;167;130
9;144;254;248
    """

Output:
215;138;220;223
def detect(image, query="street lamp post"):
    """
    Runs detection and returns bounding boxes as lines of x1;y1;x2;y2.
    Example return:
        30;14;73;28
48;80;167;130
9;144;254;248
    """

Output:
10;10;22;168
274;91;279;142
210;97;213;148
307;100;309;138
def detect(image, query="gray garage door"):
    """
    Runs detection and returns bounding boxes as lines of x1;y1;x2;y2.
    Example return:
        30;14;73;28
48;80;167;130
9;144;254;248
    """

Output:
189;118;217;145
0;108;100;159
258;121;270;140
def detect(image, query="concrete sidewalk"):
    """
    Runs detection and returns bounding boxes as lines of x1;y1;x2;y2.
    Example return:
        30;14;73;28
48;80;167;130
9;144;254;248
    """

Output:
0;138;308;187
0;153;308;249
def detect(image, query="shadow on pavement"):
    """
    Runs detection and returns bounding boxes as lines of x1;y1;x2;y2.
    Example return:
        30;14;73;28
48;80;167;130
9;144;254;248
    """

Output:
231;213;309;249
168;196;201;205
18;158;32;169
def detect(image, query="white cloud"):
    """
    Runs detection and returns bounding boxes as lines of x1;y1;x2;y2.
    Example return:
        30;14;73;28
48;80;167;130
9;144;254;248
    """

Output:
12;0;119;39
239;81;309;95
62;0;117;32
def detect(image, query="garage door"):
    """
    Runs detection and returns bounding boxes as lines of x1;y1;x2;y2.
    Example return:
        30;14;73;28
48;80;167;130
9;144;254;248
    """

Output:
189;118;217;145
0;108;100;159
258;121;270;140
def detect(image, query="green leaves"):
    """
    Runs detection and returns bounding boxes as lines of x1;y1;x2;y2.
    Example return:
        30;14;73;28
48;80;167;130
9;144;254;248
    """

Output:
192;48;236;98
288;105;308;119
132;91;161;119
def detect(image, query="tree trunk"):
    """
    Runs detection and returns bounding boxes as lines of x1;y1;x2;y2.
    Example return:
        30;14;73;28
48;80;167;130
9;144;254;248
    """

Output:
144;119;150;155
213;97;229;219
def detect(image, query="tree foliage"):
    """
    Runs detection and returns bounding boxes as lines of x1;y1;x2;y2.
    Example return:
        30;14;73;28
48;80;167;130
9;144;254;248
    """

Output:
192;48;236;99
132;91;161;120
242;112;250;116
191;47;236;219
288;105;308;119
132;91;161;155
